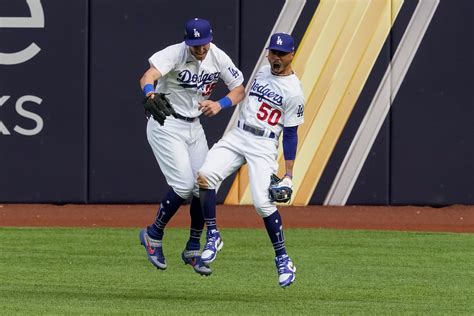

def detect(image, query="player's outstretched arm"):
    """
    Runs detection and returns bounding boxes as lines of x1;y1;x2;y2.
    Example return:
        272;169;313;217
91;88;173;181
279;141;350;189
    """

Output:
226;84;245;105
282;125;298;181
139;67;162;96
283;160;294;181
198;84;245;117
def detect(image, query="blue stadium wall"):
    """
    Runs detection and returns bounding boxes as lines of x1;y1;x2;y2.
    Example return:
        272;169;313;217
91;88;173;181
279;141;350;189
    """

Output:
1;0;472;205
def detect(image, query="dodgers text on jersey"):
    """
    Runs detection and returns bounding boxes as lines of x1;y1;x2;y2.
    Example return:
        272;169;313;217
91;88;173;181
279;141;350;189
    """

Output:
249;79;283;106
177;69;220;90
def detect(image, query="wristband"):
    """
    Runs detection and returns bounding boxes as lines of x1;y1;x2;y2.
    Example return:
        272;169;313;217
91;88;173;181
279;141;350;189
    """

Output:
218;96;232;109
284;173;293;179
143;84;154;96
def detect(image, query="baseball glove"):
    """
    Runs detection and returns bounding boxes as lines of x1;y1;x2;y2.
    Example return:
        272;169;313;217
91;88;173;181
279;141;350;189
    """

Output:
143;93;176;125
268;174;293;203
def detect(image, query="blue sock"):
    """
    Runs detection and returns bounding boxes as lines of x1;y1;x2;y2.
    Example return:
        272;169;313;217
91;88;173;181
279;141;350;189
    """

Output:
263;210;287;257
147;188;185;240
199;188;217;232
186;195;204;250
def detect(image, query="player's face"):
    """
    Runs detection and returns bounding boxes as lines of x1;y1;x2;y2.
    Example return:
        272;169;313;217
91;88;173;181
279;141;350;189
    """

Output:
268;49;294;75
189;43;210;60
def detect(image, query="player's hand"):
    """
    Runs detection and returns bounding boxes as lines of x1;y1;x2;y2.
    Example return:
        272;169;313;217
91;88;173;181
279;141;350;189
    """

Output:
268;174;293;203
198;100;222;117
279;176;293;189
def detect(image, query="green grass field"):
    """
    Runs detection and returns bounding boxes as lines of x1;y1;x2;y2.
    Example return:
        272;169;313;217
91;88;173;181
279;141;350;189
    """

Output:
0;227;473;314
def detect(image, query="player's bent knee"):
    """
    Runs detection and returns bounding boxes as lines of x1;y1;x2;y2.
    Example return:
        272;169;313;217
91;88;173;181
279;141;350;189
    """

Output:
255;204;277;218
197;171;216;189
172;185;194;200
197;172;209;188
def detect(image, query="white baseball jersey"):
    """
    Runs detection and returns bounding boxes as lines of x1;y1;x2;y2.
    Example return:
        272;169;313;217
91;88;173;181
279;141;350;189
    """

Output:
146;42;243;199
149;42;243;117
199;65;305;216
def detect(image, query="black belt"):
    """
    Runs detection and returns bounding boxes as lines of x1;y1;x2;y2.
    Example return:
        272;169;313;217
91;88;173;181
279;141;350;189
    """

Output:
237;121;277;139
173;113;197;122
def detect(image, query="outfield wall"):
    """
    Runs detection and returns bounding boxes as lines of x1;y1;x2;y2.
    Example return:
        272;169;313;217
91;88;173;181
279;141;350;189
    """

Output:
1;0;472;205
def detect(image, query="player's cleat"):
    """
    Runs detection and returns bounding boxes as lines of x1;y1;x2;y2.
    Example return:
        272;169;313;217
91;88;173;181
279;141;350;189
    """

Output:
181;249;212;276
275;254;296;288
194;260;212;276
200;229;223;264
181;249;200;266
139;229;167;270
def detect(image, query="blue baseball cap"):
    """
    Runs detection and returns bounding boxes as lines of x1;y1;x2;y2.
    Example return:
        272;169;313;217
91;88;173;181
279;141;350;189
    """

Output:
184;18;213;46
266;33;295;53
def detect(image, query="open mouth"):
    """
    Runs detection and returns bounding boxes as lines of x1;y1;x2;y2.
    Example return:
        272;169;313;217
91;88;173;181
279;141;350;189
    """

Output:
272;62;281;72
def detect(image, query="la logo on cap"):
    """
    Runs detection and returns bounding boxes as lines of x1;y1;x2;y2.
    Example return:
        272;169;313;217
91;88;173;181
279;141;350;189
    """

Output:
266;32;295;53
184;18;213;46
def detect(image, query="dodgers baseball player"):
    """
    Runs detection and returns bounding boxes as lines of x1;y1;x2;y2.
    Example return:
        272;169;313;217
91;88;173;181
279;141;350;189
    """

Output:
138;18;245;273
196;33;304;287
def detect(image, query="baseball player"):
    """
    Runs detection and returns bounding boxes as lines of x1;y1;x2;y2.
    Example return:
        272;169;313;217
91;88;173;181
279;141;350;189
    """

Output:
138;18;245;274
196;33;304;287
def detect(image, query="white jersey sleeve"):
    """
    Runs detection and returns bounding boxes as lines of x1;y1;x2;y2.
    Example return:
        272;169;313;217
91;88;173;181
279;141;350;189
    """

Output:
148;44;183;77
217;52;244;90
283;94;305;127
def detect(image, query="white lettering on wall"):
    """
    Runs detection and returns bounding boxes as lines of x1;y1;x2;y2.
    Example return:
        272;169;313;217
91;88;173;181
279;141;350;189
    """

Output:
0;0;45;65
0;95;44;136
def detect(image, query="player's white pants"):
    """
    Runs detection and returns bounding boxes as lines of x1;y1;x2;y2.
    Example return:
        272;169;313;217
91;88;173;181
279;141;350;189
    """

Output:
147;116;208;199
198;128;279;217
